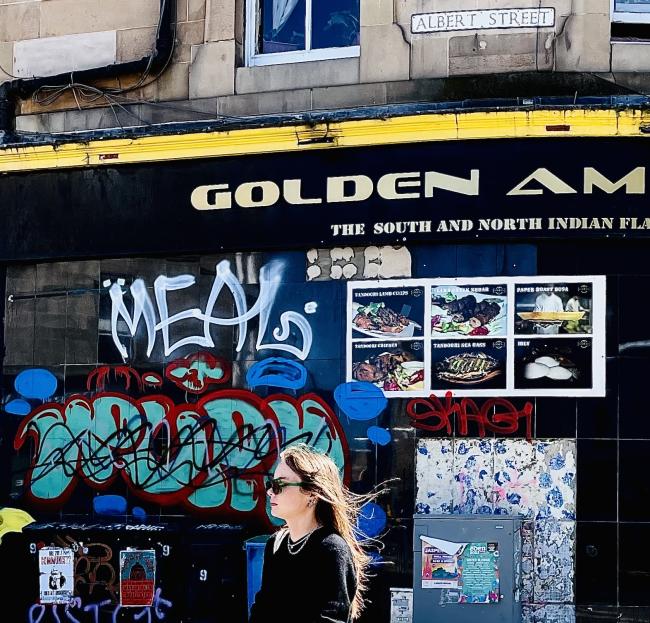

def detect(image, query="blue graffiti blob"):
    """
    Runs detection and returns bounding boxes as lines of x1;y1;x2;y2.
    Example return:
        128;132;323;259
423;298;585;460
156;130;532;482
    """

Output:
367;426;391;446
357;502;387;538
549;453;566;470
417;445;429;456
93;495;127;516
15;369;58;400
334;382;387;421
415;502;431;515
4;399;32;416
246;358;307;390
539;472;552;488
132;507;148;521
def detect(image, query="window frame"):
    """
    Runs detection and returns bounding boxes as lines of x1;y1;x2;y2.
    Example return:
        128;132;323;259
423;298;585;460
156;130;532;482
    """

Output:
245;0;360;67
611;0;650;24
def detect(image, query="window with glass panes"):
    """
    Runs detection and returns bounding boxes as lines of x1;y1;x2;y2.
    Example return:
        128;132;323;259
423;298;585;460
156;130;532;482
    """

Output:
613;0;650;22
247;0;360;65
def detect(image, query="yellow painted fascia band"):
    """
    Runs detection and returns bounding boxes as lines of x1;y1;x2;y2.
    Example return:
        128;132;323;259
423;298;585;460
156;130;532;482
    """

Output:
0;108;648;174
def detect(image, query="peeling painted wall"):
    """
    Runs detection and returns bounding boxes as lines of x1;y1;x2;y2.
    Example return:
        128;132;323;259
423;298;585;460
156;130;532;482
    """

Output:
416;438;576;621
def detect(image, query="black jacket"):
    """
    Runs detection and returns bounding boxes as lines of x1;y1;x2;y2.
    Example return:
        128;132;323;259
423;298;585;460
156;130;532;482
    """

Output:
249;527;357;623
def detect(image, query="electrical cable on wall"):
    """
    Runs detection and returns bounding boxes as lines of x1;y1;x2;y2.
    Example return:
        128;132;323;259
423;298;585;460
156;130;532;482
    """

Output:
31;0;175;109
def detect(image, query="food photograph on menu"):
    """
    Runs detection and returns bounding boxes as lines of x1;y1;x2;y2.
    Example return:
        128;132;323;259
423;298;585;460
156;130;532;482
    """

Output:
351;340;425;392
431;340;507;390
351;286;425;339
431;284;507;338
515;282;593;335
514;338;593;390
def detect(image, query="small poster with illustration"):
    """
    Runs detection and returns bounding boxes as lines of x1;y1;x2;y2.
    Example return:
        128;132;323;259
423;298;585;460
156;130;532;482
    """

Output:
458;542;500;604
38;547;74;605
420;536;463;589
351;286;425;339
120;549;156;607
515;282;593;335
352;340;425;393
431;284;507;338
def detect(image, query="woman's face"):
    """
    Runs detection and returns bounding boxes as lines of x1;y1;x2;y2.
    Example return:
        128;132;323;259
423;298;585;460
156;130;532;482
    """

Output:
267;460;311;521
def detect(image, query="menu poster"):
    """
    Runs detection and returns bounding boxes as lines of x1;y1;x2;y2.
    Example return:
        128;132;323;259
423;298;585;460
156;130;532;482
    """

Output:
432;284;508;338
351;340;425;393
351;286;425;339
515;282;593;335
347;275;605;397
515;338;593;390
458;542;500;604
431;340;507;390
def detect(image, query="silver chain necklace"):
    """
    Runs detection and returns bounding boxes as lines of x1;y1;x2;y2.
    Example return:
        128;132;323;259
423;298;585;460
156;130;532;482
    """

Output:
287;527;319;556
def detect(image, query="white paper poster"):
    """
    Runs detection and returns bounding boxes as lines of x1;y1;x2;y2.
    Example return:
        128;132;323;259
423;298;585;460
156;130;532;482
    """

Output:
38;547;74;604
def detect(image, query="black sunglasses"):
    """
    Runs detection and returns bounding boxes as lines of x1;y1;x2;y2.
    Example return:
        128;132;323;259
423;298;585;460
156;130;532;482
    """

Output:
266;477;309;495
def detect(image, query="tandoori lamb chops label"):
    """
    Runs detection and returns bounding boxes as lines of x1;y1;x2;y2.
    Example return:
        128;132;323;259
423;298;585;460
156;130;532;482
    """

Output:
347;275;605;397
351;286;425;339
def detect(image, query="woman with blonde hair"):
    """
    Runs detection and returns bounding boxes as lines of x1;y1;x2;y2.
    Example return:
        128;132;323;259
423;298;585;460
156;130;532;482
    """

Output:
249;443;376;623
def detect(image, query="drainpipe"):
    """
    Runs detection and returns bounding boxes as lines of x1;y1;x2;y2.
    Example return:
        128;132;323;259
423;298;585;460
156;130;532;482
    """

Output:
0;0;174;144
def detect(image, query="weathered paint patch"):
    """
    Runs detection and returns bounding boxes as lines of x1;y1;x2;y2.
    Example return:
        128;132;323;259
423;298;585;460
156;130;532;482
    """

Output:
453;439;494;514
415;439;453;514
522;604;575;623
534;520;575;603
416;438;576;519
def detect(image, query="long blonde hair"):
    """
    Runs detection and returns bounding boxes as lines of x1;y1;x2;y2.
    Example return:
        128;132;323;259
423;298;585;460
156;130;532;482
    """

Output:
280;444;382;620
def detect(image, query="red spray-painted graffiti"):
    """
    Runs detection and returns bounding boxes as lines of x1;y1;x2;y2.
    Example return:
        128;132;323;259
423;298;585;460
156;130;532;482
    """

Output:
14;362;349;520
407;391;533;441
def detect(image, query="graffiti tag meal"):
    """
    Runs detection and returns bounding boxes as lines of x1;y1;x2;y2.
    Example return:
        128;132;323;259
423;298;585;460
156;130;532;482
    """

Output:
432;294;503;336
353;302;418;335
435;352;501;384
352;350;425;391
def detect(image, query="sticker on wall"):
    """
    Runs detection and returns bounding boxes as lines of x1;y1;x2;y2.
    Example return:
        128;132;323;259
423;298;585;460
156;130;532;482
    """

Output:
120;549;156;607
420;536;462;588
38;547;74;605
389;588;413;623
458;542;500;604
347;275;605;397
419;537;500;603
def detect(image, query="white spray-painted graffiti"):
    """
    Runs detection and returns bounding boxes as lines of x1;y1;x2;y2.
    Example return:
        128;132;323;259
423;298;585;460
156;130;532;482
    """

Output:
105;260;313;360
28;588;172;623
